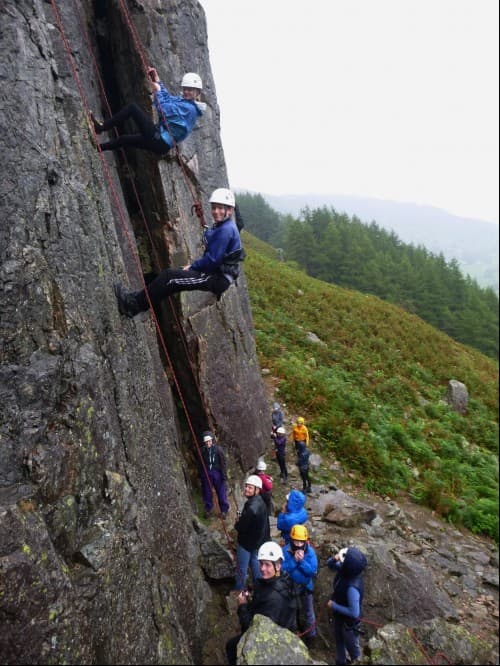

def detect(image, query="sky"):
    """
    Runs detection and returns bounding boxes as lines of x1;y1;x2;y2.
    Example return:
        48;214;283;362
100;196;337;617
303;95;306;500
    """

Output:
199;0;499;223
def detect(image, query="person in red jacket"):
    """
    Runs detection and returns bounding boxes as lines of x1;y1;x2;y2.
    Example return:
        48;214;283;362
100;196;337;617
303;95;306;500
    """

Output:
255;460;273;539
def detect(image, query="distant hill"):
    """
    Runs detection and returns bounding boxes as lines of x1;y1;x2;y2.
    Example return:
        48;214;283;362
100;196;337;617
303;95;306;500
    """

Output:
261;193;499;292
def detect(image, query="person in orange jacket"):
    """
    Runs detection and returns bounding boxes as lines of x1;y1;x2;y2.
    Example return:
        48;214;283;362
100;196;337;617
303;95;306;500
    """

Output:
292;417;309;454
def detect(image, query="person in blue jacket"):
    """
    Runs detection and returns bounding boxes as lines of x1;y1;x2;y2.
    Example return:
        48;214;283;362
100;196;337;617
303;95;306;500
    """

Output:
282;524;318;645
327;546;368;666
114;188;245;317
276;489;308;545
91;67;204;155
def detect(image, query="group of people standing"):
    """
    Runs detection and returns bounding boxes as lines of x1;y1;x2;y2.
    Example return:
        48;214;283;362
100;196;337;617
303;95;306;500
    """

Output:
198;403;367;666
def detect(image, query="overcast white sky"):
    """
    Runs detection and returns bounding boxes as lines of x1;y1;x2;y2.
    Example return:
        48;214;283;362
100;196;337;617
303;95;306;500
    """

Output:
199;0;499;223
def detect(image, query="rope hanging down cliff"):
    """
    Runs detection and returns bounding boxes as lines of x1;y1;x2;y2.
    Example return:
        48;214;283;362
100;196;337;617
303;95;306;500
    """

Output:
73;1;222;461
48;0;241;553
116;0;207;228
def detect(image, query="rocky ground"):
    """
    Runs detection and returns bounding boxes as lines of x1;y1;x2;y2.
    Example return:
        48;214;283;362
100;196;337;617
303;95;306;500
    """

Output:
200;380;499;665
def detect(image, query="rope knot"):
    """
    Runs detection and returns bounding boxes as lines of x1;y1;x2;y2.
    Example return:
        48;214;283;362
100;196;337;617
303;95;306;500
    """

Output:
191;201;206;226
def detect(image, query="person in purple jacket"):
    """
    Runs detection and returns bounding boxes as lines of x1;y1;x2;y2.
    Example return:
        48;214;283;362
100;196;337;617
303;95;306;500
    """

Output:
114;188;244;317
276;489;308;545
327;547;368;665
91;67;204;155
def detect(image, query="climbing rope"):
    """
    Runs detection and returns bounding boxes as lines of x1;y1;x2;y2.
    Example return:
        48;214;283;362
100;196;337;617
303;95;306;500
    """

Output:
71;2;244;540
74;2;215;428
116;0;207;228
48;0;240;562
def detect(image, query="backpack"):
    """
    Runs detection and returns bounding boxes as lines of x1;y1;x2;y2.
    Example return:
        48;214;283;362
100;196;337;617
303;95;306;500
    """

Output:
277;572;300;631
234;204;245;231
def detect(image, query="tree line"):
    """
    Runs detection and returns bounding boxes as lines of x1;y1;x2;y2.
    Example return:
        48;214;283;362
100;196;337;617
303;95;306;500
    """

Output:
237;192;499;360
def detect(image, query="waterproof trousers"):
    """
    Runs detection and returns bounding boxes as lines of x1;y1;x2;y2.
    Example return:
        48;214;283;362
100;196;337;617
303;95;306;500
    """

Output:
200;468;229;514
333;616;361;665
275;451;288;480
299;590;317;638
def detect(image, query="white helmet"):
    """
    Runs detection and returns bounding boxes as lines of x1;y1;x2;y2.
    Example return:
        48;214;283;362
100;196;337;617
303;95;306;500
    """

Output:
209;188;235;208
257;541;283;562
245;474;263;489
338;547;349;563
181;72;202;89
276;427;286;435
256;460;267;471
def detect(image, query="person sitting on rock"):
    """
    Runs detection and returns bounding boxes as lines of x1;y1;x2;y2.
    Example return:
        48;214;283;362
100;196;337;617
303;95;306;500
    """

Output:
91;67;204;155
327;547;368;666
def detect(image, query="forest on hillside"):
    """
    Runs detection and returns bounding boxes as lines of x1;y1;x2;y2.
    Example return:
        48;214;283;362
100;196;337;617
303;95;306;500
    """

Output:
237;192;499;360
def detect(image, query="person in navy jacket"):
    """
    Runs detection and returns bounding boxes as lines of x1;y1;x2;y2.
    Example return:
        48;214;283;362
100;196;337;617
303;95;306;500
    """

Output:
114;188;244;317
91;68;204;155
327;546;368;665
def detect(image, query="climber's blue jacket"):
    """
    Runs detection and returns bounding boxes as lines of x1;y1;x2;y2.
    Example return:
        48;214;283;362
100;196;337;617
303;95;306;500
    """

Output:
190;218;243;280
154;81;203;147
282;542;318;592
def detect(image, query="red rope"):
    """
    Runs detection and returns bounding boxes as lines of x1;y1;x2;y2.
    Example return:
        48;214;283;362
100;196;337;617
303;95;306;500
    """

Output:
74;2;214;435
116;0;207;228
48;0;238;551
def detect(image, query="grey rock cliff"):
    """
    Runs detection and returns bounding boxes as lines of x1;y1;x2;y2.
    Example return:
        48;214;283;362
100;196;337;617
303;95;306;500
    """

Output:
0;0;267;663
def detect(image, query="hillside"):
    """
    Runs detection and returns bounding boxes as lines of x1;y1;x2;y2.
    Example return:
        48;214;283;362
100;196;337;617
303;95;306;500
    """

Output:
262;192;499;292
242;231;499;541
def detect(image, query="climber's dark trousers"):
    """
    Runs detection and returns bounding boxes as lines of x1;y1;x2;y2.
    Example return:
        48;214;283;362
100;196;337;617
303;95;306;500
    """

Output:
136;268;230;311
98;103;170;155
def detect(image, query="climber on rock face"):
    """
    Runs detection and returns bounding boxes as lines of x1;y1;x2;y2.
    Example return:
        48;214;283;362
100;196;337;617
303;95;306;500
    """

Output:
90;68;205;155
114;188;245;317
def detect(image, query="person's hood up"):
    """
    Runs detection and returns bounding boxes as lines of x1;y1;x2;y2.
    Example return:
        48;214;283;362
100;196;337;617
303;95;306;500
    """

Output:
340;547;367;576
287;489;306;512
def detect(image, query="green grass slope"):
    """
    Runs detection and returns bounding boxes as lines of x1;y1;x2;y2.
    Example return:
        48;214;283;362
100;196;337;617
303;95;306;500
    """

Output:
242;231;499;541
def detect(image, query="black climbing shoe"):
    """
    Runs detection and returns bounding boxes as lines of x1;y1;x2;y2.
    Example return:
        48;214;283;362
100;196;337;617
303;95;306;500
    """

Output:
90;112;105;134
114;282;142;318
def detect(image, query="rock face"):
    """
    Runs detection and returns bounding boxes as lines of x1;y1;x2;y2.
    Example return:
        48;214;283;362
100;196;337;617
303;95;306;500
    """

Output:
0;0;267;663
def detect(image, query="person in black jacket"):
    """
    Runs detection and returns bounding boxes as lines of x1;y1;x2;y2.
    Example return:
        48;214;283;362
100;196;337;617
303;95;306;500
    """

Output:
233;475;269;591
199;431;229;519
226;541;297;665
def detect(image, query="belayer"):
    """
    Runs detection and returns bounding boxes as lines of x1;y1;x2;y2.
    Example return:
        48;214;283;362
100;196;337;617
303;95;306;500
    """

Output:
91;67;204;155
114;188;245;317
